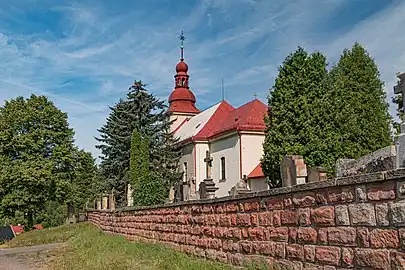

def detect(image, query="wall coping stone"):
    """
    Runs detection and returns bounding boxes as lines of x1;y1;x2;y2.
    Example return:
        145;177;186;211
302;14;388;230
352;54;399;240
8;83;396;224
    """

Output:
88;168;405;213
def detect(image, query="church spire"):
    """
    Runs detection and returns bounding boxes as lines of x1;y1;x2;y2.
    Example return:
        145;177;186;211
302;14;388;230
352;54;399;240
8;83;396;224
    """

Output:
168;31;199;114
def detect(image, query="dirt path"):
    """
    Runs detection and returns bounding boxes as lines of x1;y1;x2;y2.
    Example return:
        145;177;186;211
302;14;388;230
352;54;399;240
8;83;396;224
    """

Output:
0;243;62;270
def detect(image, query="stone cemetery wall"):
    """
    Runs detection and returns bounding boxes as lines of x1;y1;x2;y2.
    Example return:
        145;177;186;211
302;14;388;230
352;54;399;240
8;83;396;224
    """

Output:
88;169;405;269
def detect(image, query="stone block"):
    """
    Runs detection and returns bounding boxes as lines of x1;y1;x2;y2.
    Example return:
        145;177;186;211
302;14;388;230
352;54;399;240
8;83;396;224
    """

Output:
281;210;298;225
348;203;376;226
266;227;289;242
390;201;405;226
315;246;341;266
318;228;328;244
286;244;305;261
391;251;405;270
369;228;399;248
375;203;389;226
289;227;298;243
258;241;285;258
266;197;284;210
292;192;316;207
280;155;307;187
328;227;356;246
335;205;350;225
304;245;315;262
297;227;317;244
311;206;335;226
341;248;354;268
356;227;370;247
354;248;390;270
367;181;396;201
397;180;405;199
298;208;311;226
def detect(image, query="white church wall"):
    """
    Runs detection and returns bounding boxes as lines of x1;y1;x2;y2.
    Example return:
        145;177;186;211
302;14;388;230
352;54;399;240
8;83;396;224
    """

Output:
240;133;265;178
179;144;194;183
210;135;240;197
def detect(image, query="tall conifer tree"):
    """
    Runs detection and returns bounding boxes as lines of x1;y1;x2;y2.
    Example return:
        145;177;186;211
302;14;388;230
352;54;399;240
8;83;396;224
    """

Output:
261;47;328;187
96;81;181;206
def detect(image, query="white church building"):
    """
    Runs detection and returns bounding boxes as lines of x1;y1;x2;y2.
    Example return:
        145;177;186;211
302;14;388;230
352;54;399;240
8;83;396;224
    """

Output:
168;34;269;199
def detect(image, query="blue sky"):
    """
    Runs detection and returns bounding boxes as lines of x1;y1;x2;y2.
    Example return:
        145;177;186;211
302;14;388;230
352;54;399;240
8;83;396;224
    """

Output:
0;0;405;159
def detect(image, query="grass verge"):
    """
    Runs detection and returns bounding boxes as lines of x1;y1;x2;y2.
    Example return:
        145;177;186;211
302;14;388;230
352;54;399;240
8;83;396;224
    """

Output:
5;223;275;270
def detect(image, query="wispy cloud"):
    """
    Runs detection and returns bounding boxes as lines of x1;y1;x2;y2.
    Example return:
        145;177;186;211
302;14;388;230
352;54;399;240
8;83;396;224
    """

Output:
0;0;403;159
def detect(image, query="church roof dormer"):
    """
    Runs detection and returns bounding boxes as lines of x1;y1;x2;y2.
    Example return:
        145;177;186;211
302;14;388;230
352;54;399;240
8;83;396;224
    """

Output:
168;31;200;114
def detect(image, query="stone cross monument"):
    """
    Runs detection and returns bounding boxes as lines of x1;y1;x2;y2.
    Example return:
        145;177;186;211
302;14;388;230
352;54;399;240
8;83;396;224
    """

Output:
199;151;218;199
394;72;405;168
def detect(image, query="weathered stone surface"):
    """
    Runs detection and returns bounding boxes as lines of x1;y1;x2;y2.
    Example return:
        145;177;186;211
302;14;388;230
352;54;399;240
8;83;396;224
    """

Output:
375;203;389;226
304;245;315;262
311;206;335;226
293;192;316;207
390;201;405;226
370;229;399;248
400;229;405;249
356;227;370;247
281;210;298;225
328;227;356;246
391;251;405;270
354;248;390;270
341;248;354;268
286;244;305;261
367;181;396;201
315;246;341;266
335;205;350;225
348;203;376;226
297;227;317;244
318;228;328;244
298;208;311;226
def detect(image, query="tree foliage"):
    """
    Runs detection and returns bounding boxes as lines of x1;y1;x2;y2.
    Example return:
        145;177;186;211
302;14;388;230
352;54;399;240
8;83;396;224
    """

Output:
262;43;392;186
0;95;96;228
96;81;181;206
261;47;328;186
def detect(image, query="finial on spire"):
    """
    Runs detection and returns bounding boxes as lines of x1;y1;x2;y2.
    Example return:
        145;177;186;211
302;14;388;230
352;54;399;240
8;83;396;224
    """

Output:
254;93;257;100
179;30;186;61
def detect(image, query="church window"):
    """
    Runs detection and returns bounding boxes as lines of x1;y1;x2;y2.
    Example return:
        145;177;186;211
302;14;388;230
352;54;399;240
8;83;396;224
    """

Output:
220;157;226;181
183;162;188;183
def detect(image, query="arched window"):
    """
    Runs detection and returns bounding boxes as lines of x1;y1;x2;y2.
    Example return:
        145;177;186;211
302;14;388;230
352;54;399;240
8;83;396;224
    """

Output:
183;162;188;183
220;157;226;180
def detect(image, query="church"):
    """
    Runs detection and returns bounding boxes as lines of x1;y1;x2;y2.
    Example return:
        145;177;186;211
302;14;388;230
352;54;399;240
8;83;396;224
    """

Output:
168;33;269;200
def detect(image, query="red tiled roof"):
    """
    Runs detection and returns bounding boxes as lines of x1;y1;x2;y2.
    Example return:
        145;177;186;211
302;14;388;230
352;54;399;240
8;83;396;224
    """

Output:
248;163;265;179
194;101;235;140
208;99;268;138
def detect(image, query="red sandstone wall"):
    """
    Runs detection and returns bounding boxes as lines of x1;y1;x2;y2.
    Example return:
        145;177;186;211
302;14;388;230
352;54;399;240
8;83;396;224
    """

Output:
88;170;405;269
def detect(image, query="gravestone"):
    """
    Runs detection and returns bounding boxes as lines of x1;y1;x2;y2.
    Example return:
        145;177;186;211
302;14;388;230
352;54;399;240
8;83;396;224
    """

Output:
395;72;405;169
109;191;115;210
127;184;134;207
229;176;251;196
336;146;396;177
96;199;102;210
102;195;108;210
199;151;218;199
308;167;327;182
280;155;307;187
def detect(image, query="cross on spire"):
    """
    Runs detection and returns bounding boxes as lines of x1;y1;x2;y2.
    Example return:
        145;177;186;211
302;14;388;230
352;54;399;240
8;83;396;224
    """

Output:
254;93;257;100
179;31;186;61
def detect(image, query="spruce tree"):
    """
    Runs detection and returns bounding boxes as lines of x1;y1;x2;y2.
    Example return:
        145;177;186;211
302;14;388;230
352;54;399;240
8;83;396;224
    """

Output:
261;47;328;187
324;43;392;167
96;81;181;206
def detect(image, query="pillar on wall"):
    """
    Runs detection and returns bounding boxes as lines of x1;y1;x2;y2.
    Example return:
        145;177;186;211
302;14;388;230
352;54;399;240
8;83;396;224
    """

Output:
96;199;102;210
102;195;108;210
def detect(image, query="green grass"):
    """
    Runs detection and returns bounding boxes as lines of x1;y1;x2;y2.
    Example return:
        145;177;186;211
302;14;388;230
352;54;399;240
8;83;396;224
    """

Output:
4;222;278;270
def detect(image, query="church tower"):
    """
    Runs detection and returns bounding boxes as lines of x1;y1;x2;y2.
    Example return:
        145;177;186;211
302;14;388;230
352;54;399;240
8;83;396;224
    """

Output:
168;31;200;132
